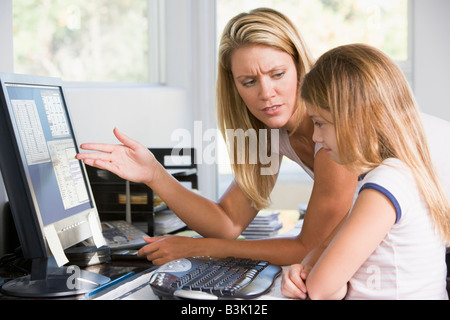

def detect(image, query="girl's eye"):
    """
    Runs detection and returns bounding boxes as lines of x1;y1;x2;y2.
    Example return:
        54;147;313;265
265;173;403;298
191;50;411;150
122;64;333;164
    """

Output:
314;121;323;128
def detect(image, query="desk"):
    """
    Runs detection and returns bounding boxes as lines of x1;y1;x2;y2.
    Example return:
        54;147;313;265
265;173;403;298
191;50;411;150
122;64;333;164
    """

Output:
87;213;303;300
0;258;155;300
86;265;289;300
0;211;302;300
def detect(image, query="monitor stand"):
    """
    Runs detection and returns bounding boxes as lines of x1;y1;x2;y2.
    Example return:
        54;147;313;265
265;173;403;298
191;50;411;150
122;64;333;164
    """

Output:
1;256;110;298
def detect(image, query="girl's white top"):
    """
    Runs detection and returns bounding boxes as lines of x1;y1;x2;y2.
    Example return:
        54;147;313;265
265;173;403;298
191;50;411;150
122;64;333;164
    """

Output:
346;158;448;300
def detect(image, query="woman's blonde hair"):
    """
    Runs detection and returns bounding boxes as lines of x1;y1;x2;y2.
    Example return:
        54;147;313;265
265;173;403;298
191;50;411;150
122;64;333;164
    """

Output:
217;8;314;209
301;43;450;243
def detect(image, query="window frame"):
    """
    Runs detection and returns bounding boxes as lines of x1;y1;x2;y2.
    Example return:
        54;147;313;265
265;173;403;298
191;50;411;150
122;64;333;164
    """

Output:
215;0;414;88
0;0;219;201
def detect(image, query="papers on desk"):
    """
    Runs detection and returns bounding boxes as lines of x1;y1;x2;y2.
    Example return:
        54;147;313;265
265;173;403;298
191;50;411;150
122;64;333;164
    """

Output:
241;210;283;239
154;209;187;235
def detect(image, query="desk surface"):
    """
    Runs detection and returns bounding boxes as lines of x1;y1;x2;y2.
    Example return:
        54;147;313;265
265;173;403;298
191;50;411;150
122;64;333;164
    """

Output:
1;211;302;300
88;212;303;300
87;265;288;300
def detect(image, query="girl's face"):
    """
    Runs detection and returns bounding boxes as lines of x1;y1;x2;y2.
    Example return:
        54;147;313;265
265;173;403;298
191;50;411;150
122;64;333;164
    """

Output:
306;104;341;164
231;45;299;131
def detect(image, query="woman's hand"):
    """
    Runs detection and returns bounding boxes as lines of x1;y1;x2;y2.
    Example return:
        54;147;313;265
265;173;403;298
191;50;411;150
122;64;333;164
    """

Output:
137;236;205;266
76;128;160;185
281;264;311;299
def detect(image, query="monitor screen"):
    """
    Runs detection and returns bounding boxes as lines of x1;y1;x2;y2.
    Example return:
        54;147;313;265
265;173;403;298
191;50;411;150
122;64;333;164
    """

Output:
5;83;94;226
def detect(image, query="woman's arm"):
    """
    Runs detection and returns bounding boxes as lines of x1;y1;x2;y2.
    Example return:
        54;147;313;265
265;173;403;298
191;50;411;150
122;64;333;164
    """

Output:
138;149;357;266
295;149;357;255
78;129;357;266
305;188;397;300
77;128;259;239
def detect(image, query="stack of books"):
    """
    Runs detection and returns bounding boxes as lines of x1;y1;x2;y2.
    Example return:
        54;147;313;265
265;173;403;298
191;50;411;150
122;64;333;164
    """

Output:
241;210;283;239
154;209;187;235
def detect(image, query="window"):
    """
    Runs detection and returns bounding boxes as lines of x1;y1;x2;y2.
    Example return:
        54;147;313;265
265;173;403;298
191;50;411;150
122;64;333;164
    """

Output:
217;0;409;62
12;0;164;83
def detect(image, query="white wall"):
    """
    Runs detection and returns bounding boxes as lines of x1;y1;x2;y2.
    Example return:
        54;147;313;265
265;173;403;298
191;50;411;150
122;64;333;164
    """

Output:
0;1;13;73
413;0;450;121
65;86;192;148
0;0;13;256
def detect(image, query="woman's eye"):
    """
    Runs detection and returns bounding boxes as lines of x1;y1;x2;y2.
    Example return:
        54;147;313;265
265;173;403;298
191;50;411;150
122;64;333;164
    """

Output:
273;72;285;79
242;80;255;87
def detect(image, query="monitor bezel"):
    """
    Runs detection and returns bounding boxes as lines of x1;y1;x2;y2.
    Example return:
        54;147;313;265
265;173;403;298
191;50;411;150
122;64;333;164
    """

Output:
0;72;100;261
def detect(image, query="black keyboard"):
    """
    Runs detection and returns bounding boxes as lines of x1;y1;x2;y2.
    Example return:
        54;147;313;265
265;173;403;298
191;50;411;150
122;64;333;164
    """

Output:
149;256;281;300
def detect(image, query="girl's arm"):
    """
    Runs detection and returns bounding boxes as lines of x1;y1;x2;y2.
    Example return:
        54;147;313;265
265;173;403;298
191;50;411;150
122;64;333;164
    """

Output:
305;188;397;300
280;207;350;299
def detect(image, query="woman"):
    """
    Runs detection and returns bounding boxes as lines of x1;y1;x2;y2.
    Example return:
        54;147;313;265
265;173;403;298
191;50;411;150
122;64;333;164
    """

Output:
282;44;449;299
76;8;357;266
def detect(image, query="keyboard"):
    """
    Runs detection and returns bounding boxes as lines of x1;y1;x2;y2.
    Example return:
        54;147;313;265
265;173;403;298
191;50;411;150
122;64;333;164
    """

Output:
149;256;281;300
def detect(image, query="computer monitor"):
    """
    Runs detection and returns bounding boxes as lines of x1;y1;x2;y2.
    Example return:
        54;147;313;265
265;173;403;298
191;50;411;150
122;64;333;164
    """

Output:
0;72;109;297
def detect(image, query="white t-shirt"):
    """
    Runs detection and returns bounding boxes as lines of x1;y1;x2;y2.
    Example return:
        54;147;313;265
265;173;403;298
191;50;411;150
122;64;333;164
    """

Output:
346;158;448;300
278;128;322;179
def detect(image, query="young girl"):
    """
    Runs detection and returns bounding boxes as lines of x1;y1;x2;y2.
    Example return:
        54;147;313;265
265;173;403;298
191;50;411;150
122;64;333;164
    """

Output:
282;43;450;300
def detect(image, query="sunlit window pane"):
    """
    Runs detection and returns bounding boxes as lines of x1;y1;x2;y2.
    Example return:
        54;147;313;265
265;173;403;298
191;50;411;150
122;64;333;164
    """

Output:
13;0;154;83
217;0;409;61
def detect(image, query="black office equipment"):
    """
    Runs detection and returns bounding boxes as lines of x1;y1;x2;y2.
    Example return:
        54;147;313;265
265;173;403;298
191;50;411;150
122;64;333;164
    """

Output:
151;148;198;190
65;245;111;267
0;72;109;297
149;256;281;300
86;166;155;231
86;148;197;235
101;220;148;250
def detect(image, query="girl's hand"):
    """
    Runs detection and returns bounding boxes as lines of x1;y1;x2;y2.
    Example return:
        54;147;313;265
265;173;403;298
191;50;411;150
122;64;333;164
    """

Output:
281;264;311;299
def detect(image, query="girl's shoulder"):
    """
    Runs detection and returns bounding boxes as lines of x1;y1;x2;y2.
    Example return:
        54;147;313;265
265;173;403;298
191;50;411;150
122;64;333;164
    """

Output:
364;158;412;183
358;158;421;224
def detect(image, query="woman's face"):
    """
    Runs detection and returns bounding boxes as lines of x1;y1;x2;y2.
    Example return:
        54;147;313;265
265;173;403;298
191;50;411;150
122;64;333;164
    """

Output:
231;45;299;131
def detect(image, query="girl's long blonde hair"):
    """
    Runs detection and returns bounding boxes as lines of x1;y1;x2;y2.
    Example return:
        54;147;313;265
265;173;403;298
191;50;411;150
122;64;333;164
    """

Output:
301;43;450;243
217;8;314;209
